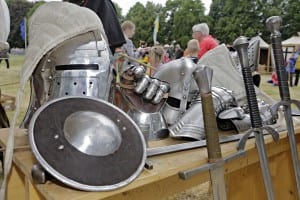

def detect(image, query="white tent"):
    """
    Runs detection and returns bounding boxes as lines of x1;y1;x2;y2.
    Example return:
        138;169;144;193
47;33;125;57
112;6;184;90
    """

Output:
282;36;300;47
281;35;300;61
250;36;271;69
251;36;269;49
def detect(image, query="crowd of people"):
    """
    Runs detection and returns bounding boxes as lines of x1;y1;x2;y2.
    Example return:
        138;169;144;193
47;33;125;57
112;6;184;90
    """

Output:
117;19;219;75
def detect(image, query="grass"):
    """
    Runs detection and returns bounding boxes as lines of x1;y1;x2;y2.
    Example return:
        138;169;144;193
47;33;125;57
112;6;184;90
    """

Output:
0;54;299;124
0;54;30;124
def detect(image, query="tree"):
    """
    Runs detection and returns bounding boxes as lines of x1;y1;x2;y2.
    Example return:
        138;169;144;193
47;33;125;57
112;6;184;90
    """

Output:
282;0;300;38
125;2;162;47
164;0;207;47
113;2;124;22
123;0;207;48
209;0;287;44
7;0;34;48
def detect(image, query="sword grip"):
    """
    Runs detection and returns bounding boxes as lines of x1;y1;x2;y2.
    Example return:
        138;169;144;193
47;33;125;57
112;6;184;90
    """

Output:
193;66;222;161
270;36;291;101
233;36;262;129
201;94;222;161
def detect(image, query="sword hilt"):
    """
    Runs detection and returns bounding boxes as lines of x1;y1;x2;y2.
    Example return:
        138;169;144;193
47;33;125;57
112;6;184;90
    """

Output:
271;99;300;119
266;16;291;101
193;66;222;162
233;36;262;129
237;126;279;150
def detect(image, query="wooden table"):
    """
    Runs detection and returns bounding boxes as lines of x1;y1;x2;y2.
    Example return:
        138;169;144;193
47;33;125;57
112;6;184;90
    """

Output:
2;126;300;200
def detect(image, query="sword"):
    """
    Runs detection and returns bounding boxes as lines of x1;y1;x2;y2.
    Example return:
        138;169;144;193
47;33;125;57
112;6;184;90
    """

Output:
179;66;244;200
266;16;300;198
147;131;270;157
233;36;279;200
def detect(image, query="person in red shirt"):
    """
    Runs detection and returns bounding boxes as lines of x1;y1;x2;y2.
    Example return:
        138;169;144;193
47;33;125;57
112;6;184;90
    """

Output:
192;23;218;58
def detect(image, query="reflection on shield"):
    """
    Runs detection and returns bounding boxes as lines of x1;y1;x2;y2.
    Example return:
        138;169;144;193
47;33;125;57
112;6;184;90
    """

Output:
28;96;146;191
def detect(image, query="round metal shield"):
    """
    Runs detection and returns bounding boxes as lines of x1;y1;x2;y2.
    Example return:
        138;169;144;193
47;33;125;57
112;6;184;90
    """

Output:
28;96;146;191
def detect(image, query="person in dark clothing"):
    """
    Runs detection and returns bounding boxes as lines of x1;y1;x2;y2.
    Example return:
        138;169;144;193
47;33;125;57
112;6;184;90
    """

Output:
66;0;126;53
0;49;9;69
174;44;184;59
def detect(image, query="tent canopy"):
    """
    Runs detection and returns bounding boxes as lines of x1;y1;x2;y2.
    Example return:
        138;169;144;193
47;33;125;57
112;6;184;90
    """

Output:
282;36;300;47
251;36;269;49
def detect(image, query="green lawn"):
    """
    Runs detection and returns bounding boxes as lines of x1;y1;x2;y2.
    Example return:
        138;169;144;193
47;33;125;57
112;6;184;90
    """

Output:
0;54;30;124
0;54;299;124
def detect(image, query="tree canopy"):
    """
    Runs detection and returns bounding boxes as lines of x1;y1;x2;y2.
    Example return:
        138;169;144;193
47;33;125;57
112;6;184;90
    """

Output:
5;0;300;48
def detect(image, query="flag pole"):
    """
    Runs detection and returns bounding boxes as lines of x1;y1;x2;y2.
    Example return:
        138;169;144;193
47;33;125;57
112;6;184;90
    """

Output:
153;13;159;45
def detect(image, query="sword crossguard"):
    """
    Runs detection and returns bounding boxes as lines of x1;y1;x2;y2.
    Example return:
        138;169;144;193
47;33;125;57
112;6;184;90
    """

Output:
178;150;246;180
236;126;279;150
271;100;300;117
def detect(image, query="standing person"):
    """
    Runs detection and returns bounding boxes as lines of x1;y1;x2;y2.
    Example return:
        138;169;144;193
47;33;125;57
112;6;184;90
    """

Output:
293;46;300;86
121;20;139;59
0;48;9;69
149;45;165;75
65;0;126;54
286;45;300;87
192;23;218;58
185;39;200;64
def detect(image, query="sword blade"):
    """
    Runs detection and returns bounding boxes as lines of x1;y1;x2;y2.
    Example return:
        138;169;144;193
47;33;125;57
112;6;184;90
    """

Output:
210;167;227;200
254;131;275;200
283;106;300;192
147;132;265;157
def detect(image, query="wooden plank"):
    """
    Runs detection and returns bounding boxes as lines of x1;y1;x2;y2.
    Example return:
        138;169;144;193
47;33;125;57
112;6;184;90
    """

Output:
2;126;300;199
227;150;297;200
26;178;45;200
7;165;26;200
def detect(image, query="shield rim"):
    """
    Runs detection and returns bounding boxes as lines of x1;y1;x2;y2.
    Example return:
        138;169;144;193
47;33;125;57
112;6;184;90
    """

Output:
28;96;147;191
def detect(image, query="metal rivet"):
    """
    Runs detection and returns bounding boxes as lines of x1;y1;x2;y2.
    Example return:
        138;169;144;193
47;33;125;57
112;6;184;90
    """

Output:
183;95;186;99
122;127;127;131
58;145;64;150
54;134;59;139
117;119;120;123
47;59;51;63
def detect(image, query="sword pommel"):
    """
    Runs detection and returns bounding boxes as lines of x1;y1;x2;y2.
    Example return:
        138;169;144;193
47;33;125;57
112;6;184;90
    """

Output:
233;36;248;49
233;36;249;70
193;65;213;94
266;16;282;36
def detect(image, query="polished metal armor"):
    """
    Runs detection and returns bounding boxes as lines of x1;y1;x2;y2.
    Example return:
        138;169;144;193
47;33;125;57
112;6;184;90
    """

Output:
22;32;114;127
23;2;147;192
153;58;238;140
153;58;199;125
169;86;237;140
120;65;170;142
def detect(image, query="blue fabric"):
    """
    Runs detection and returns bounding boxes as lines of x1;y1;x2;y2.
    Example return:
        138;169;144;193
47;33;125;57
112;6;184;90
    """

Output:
286;51;299;73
